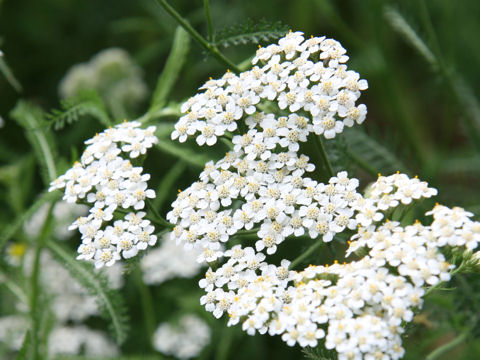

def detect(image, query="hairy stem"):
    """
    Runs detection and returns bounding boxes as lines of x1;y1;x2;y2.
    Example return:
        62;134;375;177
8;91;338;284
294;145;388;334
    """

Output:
155;0;240;72
29;203;54;359
203;0;213;42
425;331;468;360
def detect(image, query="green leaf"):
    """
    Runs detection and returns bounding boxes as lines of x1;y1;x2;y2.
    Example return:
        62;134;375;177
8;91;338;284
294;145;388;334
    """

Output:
343;128;407;176
0;191;61;251
10;101;58;184
47;90;113;130
214;19;289;48
150;26;190;110
0;52;22;92
46;240;129;344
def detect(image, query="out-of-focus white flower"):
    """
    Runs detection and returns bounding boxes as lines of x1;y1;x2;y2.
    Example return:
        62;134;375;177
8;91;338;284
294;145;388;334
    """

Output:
141;232;203;285
23;201;88;241
0;315;28;351
59;48;148;117
48;326;119;358
152;314;211;359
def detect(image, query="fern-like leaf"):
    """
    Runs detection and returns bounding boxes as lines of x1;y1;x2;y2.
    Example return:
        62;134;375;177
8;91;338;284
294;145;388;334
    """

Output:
46;240;129;344
214;19;289;48
47;90;112;130
343;128;407;176
10;101;58;184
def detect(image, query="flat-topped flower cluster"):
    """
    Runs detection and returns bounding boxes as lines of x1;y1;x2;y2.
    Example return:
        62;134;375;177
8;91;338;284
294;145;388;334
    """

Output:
167;31;480;360
172;31;367;146
49;121;158;268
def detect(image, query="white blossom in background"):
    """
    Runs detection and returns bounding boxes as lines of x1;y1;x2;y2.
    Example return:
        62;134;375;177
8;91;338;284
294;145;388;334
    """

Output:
0;316;29;351
141;232;203;285
49;121;158;268
59;48;148;117
152;314;211;359
23;201;88;240
167;31;480;359
48;326;119;358
23;251;124;323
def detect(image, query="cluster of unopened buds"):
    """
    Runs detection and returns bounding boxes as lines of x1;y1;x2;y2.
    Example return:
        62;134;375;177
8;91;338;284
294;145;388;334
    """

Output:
49;121;158;268
166;31;480;359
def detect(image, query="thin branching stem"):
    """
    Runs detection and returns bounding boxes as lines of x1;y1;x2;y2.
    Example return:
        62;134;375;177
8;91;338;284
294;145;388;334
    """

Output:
155;0;240;73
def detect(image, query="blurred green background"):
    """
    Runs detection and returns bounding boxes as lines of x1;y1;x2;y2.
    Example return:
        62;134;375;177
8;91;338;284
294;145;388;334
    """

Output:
1;0;480;359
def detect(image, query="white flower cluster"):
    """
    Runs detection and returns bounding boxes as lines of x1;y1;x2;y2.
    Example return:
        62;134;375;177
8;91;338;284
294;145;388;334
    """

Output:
24;201;88;241
152;314;211;359
172;31;367;146
49;121;158;268
59;48;148;116
167;31;480;358
23;251;124;323
141;232;203;285
48;325;119;358
0;316;29;351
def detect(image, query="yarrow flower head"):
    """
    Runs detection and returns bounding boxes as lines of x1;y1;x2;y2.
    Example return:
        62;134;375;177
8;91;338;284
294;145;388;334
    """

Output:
167;31;480;359
49;121;158;268
172;31;368;147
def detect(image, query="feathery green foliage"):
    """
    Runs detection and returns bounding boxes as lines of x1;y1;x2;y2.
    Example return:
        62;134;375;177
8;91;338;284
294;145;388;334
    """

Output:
46;240;129;345
303;347;338;360
214;19;289;48
10;101;58;184
343;128;407;176
47;90;113;130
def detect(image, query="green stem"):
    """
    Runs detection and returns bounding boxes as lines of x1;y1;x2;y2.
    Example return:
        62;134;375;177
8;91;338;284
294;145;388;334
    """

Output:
313;135;334;178
146;199;175;229
425;331;468;360
203;0;213;42
155;0;240;73
29;203;54;360
134;269;156;347
289;240;326;270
